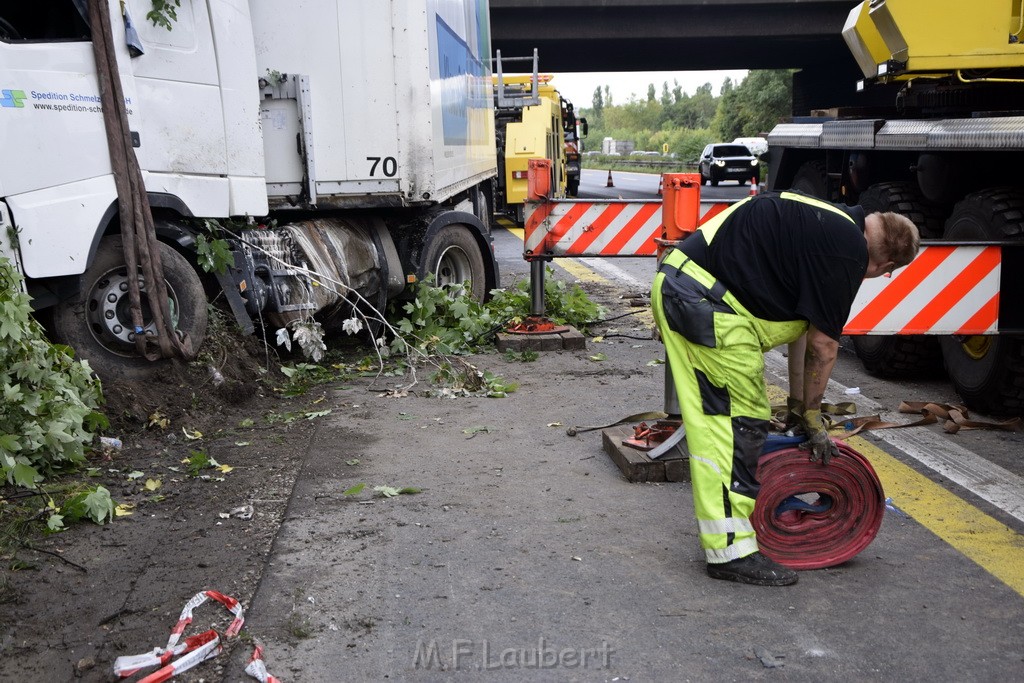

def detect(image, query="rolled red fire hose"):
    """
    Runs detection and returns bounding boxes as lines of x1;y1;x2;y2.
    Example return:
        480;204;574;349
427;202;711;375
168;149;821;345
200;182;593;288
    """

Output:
752;439;885;570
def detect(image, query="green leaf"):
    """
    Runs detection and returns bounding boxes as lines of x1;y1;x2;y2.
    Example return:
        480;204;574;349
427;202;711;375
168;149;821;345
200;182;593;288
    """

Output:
11;463;41;489
46;514;65;532
0;433;21;453
374;485;401;498
83;486;114;525
343;483;365;496
194;233;233;275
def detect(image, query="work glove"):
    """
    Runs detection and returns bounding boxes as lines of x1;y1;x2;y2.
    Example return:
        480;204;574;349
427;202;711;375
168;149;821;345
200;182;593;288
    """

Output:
781;395;804;431
798;408;840;465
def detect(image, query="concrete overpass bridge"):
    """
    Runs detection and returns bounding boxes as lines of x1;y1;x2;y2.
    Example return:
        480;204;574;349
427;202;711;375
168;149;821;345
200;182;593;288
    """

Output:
490;0;864;112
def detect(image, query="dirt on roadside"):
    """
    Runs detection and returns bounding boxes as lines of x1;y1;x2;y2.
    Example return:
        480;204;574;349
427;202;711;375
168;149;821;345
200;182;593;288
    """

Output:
0;318;368;681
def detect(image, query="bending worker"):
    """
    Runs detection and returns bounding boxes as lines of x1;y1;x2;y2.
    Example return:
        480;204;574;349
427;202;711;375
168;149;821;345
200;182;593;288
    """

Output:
652;191;919;586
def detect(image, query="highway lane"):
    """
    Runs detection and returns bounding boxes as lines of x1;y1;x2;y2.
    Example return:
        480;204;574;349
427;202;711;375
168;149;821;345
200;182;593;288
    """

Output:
493;168;1024;600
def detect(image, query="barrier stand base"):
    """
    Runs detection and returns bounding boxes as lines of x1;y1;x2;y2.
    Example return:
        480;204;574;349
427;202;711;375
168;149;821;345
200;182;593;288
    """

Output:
601;424;690;483
495;325;587;352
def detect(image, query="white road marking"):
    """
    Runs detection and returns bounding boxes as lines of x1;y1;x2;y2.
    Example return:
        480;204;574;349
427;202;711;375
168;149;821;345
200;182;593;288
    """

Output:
763;351;1024;525
577;258;647;289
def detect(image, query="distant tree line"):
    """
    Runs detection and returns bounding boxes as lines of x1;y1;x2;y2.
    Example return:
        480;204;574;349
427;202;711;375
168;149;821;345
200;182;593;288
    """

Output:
580;70;793;162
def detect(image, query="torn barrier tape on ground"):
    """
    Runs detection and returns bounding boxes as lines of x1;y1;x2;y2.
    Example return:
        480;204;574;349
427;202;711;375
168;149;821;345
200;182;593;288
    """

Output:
113;589;278;682
246;644;282;683
752;442;885;571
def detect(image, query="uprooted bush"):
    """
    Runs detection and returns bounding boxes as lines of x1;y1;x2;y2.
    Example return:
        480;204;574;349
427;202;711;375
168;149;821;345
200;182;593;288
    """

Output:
0;256;105;489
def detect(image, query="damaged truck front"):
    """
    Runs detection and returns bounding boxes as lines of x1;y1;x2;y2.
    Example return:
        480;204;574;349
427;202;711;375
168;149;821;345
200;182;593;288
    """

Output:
0;0;498;380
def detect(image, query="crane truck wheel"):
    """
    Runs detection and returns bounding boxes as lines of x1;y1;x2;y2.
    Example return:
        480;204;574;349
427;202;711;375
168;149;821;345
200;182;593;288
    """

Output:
938;189;1024;415
420;224;487;303
791;160;829;199
851;182;945;378
51;236;209;382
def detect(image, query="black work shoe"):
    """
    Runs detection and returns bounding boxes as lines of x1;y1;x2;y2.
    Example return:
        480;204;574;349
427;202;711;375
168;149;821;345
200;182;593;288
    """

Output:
706;552;798;586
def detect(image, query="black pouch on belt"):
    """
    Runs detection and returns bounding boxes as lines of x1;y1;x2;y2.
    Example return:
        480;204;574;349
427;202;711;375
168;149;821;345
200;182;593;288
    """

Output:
658;263;733;348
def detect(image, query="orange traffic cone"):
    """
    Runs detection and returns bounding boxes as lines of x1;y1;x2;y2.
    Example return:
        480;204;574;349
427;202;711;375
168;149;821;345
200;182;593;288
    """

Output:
657;175;664;196
606;170;614;188
749;177;758;196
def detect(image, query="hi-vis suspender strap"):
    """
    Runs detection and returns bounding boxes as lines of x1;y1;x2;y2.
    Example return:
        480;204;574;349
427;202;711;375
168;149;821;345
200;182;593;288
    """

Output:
658;259;728;304
779;191;857;224
699;191;857;245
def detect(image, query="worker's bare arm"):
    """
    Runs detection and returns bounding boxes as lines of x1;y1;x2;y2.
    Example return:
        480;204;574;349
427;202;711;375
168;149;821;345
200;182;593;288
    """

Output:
802;325;839;410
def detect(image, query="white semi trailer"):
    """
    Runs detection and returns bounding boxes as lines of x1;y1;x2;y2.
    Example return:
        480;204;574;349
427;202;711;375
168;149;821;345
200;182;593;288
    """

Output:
0;0;498;379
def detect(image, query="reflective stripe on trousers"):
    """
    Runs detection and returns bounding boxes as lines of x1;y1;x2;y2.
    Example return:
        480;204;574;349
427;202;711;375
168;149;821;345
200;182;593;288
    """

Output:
653;249;806;564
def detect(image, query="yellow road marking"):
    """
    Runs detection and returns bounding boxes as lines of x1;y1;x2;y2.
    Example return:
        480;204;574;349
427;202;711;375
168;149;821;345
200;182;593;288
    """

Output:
502;226;643;288
848;435;1024;597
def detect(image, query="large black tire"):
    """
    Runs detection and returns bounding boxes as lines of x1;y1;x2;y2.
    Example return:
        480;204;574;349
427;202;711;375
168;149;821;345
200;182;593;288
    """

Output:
791;160;828;199
567;176;580;197
51;236;208;382
851;182;945;377
938;189;1024;415
421;225;487;303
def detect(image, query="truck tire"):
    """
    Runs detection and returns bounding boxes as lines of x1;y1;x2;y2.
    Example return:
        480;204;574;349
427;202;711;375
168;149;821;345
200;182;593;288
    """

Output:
791;160;828;199
567;176;580;197
851;183;945;377
421;225;487;302
51;236;208;382
938;189;1024;415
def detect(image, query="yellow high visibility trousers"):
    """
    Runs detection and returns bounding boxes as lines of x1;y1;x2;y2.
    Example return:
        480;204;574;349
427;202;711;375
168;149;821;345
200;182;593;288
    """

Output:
653;249;806;563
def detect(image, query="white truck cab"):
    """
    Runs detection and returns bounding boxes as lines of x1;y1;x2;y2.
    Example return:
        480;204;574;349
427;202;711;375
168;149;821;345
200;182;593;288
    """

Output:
0;0;499;379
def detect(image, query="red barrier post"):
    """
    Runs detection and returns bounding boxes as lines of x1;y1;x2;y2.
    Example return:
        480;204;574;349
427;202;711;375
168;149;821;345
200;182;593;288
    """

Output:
658;173;701;258
527;158;552;201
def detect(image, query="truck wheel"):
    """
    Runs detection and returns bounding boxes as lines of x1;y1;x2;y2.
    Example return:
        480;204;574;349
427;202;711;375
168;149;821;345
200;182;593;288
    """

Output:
851;182;945;377
938;189;1024;415
51;236;208;382
791;160;828;199
421;225;486;302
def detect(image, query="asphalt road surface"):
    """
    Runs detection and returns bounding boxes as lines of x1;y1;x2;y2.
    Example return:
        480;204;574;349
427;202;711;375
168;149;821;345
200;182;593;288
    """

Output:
227;170;1024;680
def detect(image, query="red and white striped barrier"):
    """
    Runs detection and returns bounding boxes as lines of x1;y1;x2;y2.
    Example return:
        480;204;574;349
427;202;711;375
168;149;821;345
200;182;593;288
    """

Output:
522;181;1009;337
524;200;663;257
845;245;1000;335
113;590;278;682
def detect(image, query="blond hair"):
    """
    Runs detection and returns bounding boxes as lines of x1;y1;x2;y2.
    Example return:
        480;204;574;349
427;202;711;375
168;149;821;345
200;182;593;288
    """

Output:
870;212;920;268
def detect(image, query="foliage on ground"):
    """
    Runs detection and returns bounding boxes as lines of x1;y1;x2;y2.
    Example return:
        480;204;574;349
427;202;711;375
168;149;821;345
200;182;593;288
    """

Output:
0;257;105;490
390;270;602;357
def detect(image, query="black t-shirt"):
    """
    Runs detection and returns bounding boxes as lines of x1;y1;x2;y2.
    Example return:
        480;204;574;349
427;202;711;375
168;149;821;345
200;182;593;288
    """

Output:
680;192;868;340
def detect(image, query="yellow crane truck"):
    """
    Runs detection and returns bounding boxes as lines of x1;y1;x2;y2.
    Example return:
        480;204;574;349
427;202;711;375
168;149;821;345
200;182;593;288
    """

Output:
493;65;583;226
766;0;1024;415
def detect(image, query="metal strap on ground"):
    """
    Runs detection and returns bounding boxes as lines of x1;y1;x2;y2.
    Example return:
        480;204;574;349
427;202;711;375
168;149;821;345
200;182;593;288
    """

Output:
764;351;1024;525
